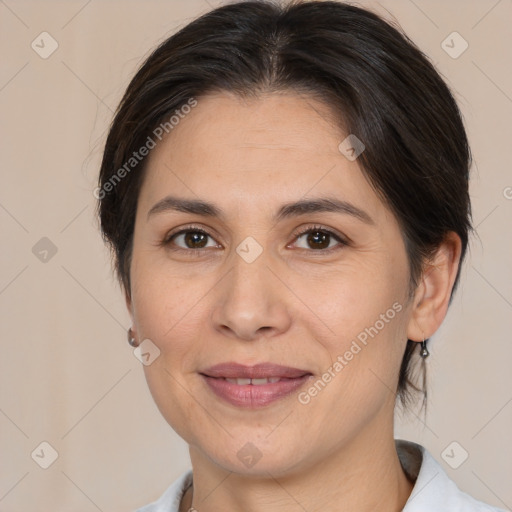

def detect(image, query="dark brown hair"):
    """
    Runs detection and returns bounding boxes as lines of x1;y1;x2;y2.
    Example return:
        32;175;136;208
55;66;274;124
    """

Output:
97;0;472;407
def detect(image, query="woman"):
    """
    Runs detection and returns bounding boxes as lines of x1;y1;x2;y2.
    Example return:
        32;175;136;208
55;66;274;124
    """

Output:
97;1;505;511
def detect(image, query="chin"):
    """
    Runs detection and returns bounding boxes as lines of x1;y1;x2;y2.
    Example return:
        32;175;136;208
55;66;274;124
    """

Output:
197;436;311;478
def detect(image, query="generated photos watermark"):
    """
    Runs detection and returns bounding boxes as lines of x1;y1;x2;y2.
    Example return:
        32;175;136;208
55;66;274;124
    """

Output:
298;301;403;405
94;97;198;200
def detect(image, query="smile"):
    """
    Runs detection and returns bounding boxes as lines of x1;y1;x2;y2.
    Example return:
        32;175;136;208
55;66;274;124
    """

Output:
201;374;313;408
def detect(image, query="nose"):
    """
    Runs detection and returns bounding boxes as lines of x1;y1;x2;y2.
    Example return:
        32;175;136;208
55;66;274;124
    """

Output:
211;248;292;341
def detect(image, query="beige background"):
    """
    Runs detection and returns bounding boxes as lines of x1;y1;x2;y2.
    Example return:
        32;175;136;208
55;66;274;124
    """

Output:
1;0;511;510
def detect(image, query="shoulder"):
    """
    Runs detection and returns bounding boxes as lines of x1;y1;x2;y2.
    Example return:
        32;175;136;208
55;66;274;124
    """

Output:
134;470;193;512
396;439;507;512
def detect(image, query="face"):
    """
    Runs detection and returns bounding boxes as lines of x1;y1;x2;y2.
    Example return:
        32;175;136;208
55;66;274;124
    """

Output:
128;91;415;476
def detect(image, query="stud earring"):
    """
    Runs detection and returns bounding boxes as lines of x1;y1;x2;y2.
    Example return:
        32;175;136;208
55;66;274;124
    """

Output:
420;336;429;358
127;327;139;348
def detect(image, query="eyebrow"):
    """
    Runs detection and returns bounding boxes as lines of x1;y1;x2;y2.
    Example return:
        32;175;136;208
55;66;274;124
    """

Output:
147;195;374;225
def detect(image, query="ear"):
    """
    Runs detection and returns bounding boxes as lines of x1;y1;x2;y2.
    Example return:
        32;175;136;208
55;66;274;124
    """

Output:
407;232;462;342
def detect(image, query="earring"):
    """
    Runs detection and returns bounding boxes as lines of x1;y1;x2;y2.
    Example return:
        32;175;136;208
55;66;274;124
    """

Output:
420;336;429;358
127;327;139;348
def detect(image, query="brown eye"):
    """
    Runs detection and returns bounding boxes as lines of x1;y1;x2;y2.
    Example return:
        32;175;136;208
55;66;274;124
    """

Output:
168;230;217;250
305;230;331;249
292;226;346;252
185;231;207;248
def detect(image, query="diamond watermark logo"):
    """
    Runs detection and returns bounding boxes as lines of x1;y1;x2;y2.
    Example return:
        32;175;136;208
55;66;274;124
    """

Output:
31;441;59;469
134;339;161;366
338;134;365;161
236;236;263;263
441;441;469;469
31;32;59;59
441;32;468;59
32;237;58;263
237;442;263;468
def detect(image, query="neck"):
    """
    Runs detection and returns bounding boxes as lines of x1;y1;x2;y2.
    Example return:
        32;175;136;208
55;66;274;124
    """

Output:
182;421;414;512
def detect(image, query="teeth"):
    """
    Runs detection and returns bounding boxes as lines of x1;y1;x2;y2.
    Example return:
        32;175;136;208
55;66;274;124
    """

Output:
253;377;280;385
224;377;281;385
226;378;251;385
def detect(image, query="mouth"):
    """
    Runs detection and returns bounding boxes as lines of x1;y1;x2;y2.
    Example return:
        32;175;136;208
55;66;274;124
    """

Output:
200;361;312;379
199;362;313;408
217;376;288;385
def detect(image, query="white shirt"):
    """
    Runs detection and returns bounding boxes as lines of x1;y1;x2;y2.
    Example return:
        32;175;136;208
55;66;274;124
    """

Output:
135;439;506;512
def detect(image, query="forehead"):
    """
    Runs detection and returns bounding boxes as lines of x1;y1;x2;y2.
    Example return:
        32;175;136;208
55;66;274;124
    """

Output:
151;91;343;163
138;91;385;222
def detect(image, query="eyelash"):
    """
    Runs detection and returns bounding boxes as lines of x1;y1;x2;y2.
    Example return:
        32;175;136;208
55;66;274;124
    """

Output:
161;223;349;256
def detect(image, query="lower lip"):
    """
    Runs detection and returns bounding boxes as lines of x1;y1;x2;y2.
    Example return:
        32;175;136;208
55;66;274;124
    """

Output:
201;374;313;408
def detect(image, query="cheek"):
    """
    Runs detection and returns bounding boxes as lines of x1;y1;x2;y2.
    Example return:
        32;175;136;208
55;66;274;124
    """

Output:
289;254;408;342
132;269;208;357
293;294;408;455
129;254;208;407
290;258;410;407
130;260;212;439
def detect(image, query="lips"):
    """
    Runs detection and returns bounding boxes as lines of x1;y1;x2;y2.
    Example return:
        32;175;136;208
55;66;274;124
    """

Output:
200;362;313;408
200;362;311;380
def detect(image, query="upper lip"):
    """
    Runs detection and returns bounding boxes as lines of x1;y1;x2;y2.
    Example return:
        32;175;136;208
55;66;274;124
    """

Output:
200;362;312;379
